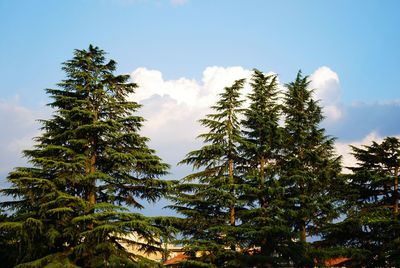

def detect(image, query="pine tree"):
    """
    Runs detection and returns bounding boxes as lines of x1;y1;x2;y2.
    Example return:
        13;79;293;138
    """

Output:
280;71;342;266
241;69;281;210
169;79;246;267
0;45;170;267
322;137;400;267
239;69;292;266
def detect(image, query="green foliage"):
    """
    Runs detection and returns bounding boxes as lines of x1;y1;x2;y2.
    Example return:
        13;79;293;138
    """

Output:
238;69;291;265
170;70;345;267
321;137;400;267
2;51;398;267
279;71;342;265
0;212;20;268
169;79;246;265
0;45;170;267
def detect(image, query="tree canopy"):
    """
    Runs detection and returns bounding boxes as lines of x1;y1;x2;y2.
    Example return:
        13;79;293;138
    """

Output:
321;137;400;267
0;45;170;268
0;46;398;268
169;79;246;267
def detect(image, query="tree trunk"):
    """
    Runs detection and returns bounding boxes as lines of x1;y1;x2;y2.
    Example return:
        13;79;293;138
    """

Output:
86;108;98;230
299;220;306;243
229;158;236;251
259;156;269;255
86;153;96;230
227;108;236;251
394;167;399;218
229;159;235;227
88;154;96;207
260;156;267;208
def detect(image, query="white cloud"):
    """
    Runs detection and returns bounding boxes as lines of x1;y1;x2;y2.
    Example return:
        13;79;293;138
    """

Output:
131;66;252;109
130;66;344;147
130;66;253;170
310;66;340;102
129;65;349;172
2;65;398;185
323;105;343;121
335;131;391;172
131;68;200;106
310;66;343;122
198;66;253;107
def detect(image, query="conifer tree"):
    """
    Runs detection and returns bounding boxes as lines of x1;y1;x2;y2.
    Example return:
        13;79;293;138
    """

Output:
241;70;281;210
280;71;341;266
0;45;170;267
322;137;400;266
170;79;246;267
239;70;292;265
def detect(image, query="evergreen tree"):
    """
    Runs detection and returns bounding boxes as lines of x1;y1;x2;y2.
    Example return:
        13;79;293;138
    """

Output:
169;79;246;267
241;69;281;210
239;70;292;266
322;137;400;267
280;71;342;266
0;45;170;267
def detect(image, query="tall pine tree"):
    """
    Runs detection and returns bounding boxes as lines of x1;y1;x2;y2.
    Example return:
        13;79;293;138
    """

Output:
239;69;292;266
0;45;170;267
280;71;341;266
241;69;281;211
169;79;246;267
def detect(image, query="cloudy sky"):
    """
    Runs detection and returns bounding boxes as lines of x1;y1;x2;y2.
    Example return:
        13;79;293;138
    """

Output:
1;0;400;214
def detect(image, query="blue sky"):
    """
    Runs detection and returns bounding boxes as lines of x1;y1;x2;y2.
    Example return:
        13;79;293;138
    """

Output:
1;0;399;105
1;0;400;215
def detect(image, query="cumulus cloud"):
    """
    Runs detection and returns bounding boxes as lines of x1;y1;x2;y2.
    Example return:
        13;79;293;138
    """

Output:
310;66;343;122
2;65;399;190
131;68;200;106
131;66;252;108
130;66;351;176
130;66;343;149
335;131;390;172
130;66;253;173
309;67;400;172
130;66;253;145
129;65;400;178
1;65;391;182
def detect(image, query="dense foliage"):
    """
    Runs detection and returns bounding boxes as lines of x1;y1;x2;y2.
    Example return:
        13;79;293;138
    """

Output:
169;79;246;267
238;70;291;266
172;71;344;267
0;46;398;268
279;72;342;266
0;45;170;268
321;137;400;267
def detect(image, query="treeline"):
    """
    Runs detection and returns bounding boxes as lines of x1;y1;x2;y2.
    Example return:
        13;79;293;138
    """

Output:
0;46;398;268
